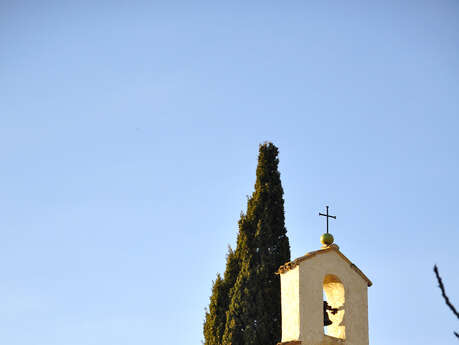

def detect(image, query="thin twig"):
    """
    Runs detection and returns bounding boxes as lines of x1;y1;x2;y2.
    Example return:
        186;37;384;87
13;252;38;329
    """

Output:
433;265;459;338
434;265;459;318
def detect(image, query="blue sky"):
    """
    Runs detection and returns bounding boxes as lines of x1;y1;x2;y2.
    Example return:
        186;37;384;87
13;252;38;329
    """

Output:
1;1;458;344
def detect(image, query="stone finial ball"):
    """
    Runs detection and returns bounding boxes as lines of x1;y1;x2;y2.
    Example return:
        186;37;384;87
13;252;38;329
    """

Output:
320;233;334;246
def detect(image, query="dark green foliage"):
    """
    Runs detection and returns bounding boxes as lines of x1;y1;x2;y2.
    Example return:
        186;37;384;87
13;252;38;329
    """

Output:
204;247;239;345
204;142;291;345
204;274;225;345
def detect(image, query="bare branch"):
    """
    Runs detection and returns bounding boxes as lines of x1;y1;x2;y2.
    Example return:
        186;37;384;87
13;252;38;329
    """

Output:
433;265;459;338
434;265;459;318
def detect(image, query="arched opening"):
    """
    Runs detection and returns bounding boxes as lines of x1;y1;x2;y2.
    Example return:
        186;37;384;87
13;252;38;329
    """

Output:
323;274;345;339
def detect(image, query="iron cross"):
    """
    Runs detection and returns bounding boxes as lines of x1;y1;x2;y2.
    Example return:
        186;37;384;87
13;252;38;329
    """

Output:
319;206;336;234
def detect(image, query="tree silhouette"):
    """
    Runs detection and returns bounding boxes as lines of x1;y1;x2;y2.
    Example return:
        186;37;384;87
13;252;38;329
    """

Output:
433;265;458;338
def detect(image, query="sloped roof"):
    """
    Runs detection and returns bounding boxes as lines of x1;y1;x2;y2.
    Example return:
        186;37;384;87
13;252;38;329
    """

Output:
276;244;372;287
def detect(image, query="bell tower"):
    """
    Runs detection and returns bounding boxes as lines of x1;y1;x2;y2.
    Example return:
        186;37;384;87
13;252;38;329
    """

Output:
276;207;372;345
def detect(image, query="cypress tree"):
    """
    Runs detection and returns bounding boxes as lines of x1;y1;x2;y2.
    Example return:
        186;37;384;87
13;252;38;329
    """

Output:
204;142;290;345
223;142;290;345
204;247;239;345
204;274;225;345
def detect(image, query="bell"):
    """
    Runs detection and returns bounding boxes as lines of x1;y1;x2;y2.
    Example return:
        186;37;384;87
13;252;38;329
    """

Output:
323;301;333;326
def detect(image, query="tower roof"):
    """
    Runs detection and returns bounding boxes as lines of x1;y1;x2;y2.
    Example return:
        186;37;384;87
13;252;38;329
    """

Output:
276;244;372;287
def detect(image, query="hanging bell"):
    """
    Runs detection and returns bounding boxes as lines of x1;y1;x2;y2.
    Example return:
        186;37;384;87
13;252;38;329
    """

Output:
323;301;333;326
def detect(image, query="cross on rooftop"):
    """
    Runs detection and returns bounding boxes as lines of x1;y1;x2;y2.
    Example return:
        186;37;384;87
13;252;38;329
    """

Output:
319;206;336;234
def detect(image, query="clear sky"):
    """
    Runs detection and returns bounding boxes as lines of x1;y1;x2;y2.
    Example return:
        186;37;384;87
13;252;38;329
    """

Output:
1;1;458;344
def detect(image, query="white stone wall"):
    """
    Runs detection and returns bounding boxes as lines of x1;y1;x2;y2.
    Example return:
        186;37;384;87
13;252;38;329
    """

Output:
279;248;370;345
281;267;300;341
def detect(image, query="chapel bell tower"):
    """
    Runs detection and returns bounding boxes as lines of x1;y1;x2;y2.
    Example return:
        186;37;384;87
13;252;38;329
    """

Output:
276;207;372;345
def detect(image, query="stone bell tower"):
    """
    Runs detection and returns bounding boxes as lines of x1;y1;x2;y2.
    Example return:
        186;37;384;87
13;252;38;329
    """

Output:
276;207;372;345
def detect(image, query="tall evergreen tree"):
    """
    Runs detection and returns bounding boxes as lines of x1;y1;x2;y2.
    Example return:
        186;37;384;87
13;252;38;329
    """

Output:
223;142;290;345
204;247;239;345
204;274;225;345
204;142;290;345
